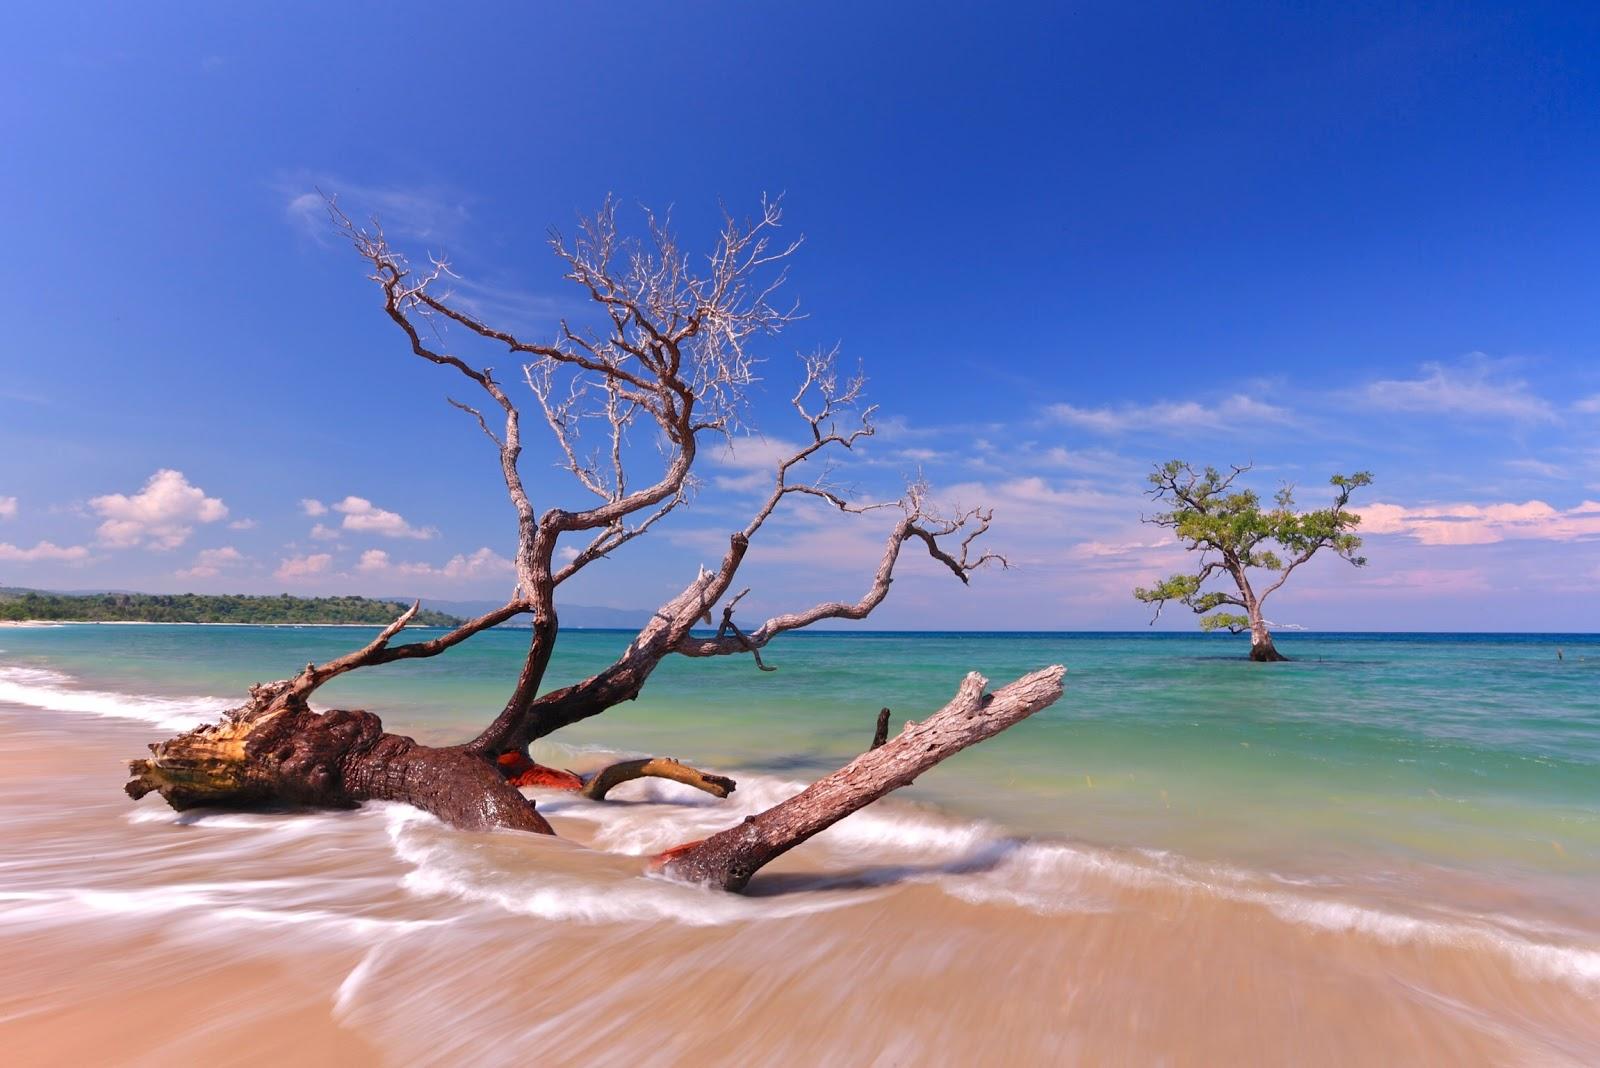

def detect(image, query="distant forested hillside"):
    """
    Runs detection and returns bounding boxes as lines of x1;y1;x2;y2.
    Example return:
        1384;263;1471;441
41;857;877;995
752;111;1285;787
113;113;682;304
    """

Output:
0;590;462;626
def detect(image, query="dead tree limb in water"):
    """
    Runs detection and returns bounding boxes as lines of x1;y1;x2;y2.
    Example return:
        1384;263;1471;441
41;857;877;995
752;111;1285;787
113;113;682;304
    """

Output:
657;666;1066;890
580;758;736;801
125;195;1042;889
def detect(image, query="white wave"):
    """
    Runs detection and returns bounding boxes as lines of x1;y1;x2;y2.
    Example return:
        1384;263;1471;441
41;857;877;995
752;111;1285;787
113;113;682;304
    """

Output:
937;836;1600;992
0;882;446;940
1259;894;1600;989
0;664;226;730
8;663;1596;990
380;804;880;927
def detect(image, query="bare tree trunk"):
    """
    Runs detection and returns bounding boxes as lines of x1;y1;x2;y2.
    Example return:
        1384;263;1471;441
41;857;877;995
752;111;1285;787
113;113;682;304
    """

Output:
1247;601;1287;662
655;666;1065;891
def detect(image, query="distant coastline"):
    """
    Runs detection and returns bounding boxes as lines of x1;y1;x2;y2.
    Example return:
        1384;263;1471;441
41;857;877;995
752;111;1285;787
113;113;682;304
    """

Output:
0;591;463;628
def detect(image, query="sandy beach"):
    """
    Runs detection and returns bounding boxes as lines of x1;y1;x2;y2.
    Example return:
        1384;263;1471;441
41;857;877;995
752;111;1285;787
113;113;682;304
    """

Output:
3;699;1596;1066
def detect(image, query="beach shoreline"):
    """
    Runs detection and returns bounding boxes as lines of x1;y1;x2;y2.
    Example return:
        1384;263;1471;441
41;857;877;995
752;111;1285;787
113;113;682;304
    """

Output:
2;698;1597;1065
3;627;1597;1064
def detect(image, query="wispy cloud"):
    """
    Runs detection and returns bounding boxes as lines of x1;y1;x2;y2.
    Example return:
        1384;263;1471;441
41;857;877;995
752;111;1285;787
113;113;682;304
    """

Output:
0;496;15;520
1361;499;1600;545
1048;394;1293;434
90;469;228;550
1365;355;1556;423
282;175;470;245
1355;566;1493;593
709;435;805;493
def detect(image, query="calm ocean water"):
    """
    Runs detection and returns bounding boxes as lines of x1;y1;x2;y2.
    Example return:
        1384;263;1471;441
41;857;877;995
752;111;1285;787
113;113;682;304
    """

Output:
2;624;1595;900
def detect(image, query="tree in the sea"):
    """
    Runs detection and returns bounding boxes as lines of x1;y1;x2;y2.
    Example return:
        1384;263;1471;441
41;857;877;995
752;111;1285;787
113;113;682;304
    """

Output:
1133;461;1371;662
126;196;1065;890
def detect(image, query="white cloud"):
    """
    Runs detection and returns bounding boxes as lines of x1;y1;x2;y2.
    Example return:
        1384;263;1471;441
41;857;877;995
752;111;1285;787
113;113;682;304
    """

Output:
1360;499;1600;545
440;547;513;579
1048;394;1293;434
356;548;391;573
0;540;90;563
356;546;512;580
90;469;228;550
228;518;258;530
710;435;805;492
1574;394;1600;414
332;496;436;540
300;498;328;516
0;497;16;520
275;552;333;579
310;523;341;541
177;546;247;579
1365;356;1555;423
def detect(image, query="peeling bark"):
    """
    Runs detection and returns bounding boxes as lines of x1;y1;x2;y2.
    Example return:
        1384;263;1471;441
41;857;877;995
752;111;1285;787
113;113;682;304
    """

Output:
126;688;552;834
656;666;1066;891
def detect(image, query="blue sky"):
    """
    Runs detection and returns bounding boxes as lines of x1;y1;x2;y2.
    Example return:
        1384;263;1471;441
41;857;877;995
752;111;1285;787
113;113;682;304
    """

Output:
2;2;1599;630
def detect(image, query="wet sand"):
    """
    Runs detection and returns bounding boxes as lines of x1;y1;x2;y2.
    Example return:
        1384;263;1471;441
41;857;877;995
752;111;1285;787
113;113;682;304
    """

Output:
2;706;1596;1066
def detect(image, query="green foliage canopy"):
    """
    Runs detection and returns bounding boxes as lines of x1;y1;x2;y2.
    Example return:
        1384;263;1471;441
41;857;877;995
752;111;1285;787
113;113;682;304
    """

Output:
1133;461;1372;632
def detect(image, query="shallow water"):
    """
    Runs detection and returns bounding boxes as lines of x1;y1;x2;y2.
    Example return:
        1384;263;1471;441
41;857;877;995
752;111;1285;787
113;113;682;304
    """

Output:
1;625;1597;1064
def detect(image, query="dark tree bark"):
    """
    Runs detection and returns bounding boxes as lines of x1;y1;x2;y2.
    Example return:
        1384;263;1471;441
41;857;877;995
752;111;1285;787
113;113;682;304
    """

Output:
126;684;554;834
872;707;891;749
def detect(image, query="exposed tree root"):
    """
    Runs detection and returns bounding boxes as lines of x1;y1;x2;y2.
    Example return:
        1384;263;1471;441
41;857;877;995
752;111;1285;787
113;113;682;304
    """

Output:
126;686;552;834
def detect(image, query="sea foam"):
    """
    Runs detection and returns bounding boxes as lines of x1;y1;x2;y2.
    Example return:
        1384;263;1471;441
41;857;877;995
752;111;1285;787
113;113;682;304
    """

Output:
0;664;226;731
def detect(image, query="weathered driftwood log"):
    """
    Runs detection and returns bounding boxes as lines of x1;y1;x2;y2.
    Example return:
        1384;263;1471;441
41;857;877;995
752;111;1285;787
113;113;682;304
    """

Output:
126;683;555;834
656;665;1066;891
126;664;1060;893
126;690;739;832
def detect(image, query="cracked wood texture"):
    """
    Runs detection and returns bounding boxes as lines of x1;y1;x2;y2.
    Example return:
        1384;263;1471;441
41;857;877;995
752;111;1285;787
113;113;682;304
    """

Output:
125;690;553;834
657;665;1066;891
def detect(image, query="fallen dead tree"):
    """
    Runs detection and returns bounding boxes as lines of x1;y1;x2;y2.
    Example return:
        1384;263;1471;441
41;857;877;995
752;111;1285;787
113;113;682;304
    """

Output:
657;666;1065;890
126;196;1064;890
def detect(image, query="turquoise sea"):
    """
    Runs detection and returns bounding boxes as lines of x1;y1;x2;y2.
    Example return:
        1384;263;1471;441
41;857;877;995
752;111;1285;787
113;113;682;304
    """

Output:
5;623;1600;1061
2;624;1596;911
